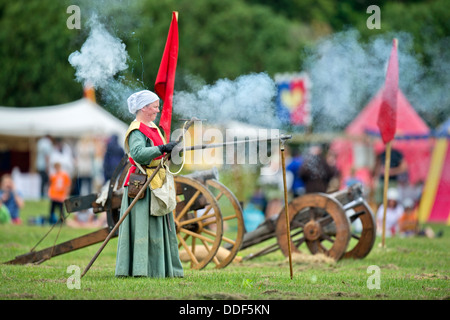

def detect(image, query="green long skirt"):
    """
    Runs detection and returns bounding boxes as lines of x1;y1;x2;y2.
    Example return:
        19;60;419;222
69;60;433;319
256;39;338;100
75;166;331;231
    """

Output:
115;186;184;278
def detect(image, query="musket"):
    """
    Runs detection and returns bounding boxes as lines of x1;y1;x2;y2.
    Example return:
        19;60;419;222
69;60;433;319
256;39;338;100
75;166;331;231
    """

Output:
172;134;291;153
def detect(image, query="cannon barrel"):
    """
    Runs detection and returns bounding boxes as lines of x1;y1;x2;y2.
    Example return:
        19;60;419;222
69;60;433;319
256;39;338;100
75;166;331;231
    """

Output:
183;167;219;184
328;183;364;206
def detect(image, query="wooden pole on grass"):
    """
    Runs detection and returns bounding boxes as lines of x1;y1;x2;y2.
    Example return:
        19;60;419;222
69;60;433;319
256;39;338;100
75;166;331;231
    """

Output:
378;38;399;249
381;141;392;248
280;134;293;279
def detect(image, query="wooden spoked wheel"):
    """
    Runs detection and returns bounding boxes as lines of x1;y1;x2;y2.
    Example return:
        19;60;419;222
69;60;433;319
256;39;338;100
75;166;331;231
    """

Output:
173;176;223;270
205;179;244;269
343;201;376;259
275;193;351;261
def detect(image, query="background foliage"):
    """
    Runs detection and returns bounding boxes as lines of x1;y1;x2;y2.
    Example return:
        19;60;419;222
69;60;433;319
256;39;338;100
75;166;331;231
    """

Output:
0;0;448;128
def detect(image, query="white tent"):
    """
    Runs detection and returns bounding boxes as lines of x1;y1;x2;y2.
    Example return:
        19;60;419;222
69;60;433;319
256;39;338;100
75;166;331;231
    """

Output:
0;98;128;141
0;98;129;199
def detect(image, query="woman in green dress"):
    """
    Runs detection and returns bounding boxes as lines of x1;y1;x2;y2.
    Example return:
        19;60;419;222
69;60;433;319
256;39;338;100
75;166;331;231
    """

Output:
115;90;183;278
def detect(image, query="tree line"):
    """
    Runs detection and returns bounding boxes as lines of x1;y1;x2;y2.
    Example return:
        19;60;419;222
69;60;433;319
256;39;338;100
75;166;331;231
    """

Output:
0;0;448;128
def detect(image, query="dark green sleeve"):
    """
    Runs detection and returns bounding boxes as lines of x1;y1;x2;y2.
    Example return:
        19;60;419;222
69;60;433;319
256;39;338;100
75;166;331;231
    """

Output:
128;130;163;165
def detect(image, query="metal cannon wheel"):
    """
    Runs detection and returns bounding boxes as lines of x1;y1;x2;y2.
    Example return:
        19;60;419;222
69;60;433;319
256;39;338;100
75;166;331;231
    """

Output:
275;193;351;261
343;201;376;259
205;179;244;269
173;176;223;270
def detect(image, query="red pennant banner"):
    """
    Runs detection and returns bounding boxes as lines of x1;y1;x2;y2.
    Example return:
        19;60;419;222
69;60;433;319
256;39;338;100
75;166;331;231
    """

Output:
155;12;179;140
377;39;399;144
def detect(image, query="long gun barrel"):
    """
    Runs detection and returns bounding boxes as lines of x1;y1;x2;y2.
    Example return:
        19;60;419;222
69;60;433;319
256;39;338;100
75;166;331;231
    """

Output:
174;134;292;153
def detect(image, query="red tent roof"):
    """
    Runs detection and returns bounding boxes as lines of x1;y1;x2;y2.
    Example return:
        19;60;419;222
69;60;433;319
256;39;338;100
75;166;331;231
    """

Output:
332;88;432;188
346;88;430;138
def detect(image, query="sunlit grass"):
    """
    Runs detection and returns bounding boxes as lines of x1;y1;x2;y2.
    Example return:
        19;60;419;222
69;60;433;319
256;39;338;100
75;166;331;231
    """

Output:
0;200;449;300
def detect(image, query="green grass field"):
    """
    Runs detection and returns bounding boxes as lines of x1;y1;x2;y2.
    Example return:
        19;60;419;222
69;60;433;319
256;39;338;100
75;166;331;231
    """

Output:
0;199;449;301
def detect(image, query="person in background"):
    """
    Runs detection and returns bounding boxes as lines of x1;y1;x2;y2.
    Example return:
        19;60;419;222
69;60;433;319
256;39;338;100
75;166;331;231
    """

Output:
49;137;75;194
0;174;25;224
243;186;267;232
0;202;11;224
345;167;364;188
326;150;341;193
376;187;404;237
398;198;419;237
74;135;96;195
286;147;305;198
299;145;335;194
48;161;71;224
398;198;443;238
103;134;125;183
373;148;408;205
35;134;53;199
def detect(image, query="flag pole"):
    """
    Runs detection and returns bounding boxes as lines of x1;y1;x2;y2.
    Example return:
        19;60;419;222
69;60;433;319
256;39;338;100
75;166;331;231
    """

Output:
155;11;179;140
381;140;392;248
377;38;399;248
280;134;293;280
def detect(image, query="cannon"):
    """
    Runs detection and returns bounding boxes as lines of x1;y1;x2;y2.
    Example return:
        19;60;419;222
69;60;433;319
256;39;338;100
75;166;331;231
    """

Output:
3;156;245;270
4;154;375;268
239;184;376;261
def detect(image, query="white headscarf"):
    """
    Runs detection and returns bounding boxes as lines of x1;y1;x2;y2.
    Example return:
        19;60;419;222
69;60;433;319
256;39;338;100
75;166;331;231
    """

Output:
127;90;159;114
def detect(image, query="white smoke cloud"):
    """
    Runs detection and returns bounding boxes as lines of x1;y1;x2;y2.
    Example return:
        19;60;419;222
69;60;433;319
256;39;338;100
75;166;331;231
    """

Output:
303;29;449;131
68;13;449;132
68;14;143;121
173;72;280;128
68;15;129;88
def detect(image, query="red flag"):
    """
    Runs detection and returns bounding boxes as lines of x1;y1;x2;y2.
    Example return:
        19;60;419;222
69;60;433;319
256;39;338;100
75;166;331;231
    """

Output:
155;11;179;140
377;39;399;144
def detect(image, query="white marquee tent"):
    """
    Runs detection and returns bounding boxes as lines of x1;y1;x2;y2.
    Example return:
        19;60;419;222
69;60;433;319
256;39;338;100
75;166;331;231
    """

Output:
0;98;128;140
0;99;129;199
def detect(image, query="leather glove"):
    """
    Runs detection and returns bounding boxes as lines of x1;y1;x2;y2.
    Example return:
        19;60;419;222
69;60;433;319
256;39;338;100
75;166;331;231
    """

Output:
158;141;178;154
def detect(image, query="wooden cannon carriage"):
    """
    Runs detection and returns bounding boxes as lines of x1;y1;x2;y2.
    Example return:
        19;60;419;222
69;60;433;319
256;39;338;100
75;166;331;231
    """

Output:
238;184;376;261
4;155;376;269
4;156;245;269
